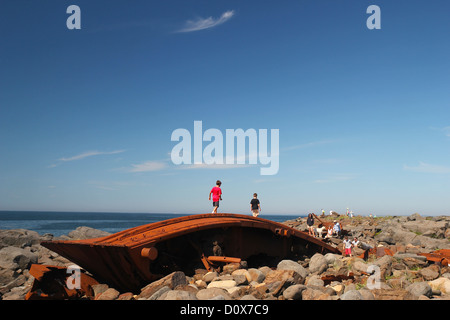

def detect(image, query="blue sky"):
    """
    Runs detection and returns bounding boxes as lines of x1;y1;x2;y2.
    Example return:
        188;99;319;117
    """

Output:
1;0;449;216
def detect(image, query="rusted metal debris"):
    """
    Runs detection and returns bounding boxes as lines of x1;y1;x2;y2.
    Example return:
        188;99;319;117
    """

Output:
311;213;347;236
321;273;355;285
359;246;394;261
418;249;450;266
40;213;341;293
25;264;99;300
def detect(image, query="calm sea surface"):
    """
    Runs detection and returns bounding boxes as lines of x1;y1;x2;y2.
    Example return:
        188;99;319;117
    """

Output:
0;211;301;237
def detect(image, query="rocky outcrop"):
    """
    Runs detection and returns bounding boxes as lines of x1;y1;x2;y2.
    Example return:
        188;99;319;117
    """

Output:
0;227;107;300
1;214;450;300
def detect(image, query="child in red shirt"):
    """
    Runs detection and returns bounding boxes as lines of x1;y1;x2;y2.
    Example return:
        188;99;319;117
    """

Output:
209;180;222;213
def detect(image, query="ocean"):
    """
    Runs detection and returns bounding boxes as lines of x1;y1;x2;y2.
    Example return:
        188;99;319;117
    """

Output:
0;211;301;237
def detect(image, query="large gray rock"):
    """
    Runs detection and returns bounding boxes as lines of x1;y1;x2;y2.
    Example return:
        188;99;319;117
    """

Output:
404;219;448;238
324;253;341;265
0;229;41;249
95;288;120;300
375;224;449;249
406;282;432;298
340;289;363;300
247;268;265;283
196;287;232;300
161;290;198;300
283;284;306;300
308;253;328;274
0;246;38;271
277;260;307;279
139;271;187;299
147;286;171;300
67;226;111;240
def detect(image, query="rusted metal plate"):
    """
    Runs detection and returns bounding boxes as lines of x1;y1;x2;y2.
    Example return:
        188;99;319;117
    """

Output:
418;249;450;266
25;264;99;300
41;213;341;292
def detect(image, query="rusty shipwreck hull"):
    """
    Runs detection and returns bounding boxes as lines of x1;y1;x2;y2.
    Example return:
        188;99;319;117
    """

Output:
41;213;341;293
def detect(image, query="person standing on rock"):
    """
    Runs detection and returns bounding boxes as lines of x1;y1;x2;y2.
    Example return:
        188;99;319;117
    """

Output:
307;213;315;237
250;193;261;217
333;220;342;238
343;237;352;257
209;180;222;214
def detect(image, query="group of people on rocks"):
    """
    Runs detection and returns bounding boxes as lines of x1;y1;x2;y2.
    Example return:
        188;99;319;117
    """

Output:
306;213;360;256
307;213;342;238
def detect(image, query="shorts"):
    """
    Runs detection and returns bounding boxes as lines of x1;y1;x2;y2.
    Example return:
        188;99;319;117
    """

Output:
345;248;352;255
252;209;259;217
213;201;220;207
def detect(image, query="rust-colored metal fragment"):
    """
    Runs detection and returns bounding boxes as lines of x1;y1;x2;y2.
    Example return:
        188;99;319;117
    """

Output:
321;273;355;285
359;246;394;260
25;264;99;300
418;249;450;266
40;213;341;293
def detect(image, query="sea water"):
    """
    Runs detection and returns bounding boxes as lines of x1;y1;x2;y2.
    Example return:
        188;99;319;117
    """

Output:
0;211;301;237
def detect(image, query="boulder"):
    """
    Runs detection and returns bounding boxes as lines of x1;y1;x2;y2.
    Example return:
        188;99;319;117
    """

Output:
282;284;306;300
117;292;134;300
67;226;111;240
91;284;109;297
370;288;415;300
139;271;187;299
406;282;432;298
248;268;265;283
196;287;232;300
95;288;120;300
231;269;252;282
0;246;38;271
352;260;369;274
265;269;303;285
202;271;219;283
308;254;328;274
404;219;448;238
161;290;198;300
147;286;171;300
419;265;440;281
358;288;375;300
428;277;450;295
324;253;341;265
277;259;307;279
232;274;248;286
305;275;324;287
264;269;302;296
207;280;237;290
301;288;331;300
222;262;241;274
0;229;41;249
340;289;363;300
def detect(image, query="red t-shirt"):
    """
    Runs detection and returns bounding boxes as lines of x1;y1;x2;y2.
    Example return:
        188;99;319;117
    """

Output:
210;187;222;202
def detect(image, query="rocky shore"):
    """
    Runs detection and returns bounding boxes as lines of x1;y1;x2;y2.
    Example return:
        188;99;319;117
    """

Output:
1;213;450;300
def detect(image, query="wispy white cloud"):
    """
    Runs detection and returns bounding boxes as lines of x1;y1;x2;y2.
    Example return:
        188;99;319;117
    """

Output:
177;10;235;33
430;126;450;137
403;162;450;174
49;150;125;168
129;161;168;172
59;150;125;162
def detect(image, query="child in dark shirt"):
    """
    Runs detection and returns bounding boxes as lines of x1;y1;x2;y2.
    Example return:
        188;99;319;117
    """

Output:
250;193;261;217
